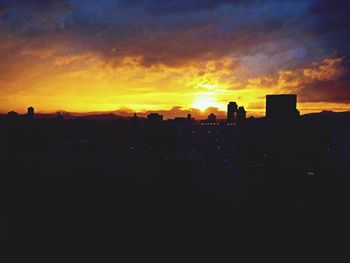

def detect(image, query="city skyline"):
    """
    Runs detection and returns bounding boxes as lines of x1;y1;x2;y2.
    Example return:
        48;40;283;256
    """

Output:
4;93;350;120
1;1;350;115
2;93;297;120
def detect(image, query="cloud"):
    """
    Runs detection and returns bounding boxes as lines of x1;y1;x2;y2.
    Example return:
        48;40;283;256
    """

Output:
0;0;350;113
268;57;349;103
0;0;317;67
0;3;4;15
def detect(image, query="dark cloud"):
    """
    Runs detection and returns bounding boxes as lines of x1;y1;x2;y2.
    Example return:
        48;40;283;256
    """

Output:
299;80;350;103
278;57;350;103
0;0;71;11
308;0;350;56
0;1;347;66
304;0;350;102
0;0;313;66
0;3;4;15
0;0;72;36
143;0;256;15
309;0;350;30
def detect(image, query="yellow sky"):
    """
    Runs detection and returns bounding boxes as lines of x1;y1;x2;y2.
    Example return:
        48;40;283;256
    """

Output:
0;49;349;117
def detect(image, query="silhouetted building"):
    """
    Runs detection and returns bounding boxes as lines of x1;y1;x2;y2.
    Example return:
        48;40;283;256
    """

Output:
170;114;194;127
207;113;217;123
0;216;7;241
130;112;138;126
174;117;192;125
266;94;298;120
237;106;246;123
227;102;238;123
146;113;164;130
147;113;163;122
27;106;34;119
331;121;350;175
131;113;138;122
55;112;64;121
7;111;19;120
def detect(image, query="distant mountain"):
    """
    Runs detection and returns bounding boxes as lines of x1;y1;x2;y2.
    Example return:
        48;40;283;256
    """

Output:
75;113;130;121
301;111;350;123
303;110;350;117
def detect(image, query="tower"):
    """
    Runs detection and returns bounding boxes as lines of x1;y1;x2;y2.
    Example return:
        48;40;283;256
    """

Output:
27;106;34;119
227;102;238;123
237;106;246;123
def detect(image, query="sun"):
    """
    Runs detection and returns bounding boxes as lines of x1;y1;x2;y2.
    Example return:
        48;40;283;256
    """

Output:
192;96;216;112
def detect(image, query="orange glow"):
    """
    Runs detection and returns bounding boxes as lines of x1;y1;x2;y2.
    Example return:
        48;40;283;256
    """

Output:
192;93;223;112
0;47;349;117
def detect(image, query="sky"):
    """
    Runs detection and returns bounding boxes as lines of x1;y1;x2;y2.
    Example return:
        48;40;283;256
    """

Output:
0;0;350;118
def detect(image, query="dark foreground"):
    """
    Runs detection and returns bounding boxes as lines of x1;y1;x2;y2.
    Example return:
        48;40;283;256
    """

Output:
1;114;350;261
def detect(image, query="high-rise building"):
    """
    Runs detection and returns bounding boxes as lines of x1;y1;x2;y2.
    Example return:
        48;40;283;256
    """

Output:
237;106;246;123
27;106;34;119
266;94;298;120
227;102;238;123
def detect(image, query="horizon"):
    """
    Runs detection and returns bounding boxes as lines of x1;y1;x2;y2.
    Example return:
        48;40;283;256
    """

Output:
3;101;350;120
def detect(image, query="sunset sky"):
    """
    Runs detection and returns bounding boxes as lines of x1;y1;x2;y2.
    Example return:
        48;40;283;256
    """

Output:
0;0;349;118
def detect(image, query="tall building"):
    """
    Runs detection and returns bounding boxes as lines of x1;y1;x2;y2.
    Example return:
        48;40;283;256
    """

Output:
227;102;238;123
27;106;34;119
266;94;298;120
237;106;246;123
